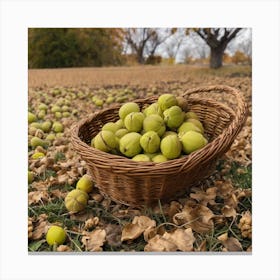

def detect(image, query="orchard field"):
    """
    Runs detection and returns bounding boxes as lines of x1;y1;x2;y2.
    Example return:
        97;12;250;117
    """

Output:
28;64;252;252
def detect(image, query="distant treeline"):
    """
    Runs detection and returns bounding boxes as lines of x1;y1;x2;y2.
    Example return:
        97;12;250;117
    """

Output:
28;28;125;68
28;28;251;69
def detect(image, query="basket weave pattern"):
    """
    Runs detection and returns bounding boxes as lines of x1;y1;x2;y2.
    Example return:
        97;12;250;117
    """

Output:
71;85;248;206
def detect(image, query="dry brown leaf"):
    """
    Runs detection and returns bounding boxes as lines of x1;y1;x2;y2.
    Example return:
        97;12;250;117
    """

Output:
164;228;195;251
28;191;50;205
31;181;49;191
144;234;177;252
238;211;252;239
224;193;238;209
190;187;217;206
121;223;143;242
121;216;156;242
56;245;72;252
84;217;99;230
167;201;182;220
221;205;237;218
133;215;156;229
105;224;122;247
173;204;215;234
32;214;49;240
218;232;243;251
223;237;243;251
28;217;33;239
81;229;106;251
215;181;234;198
143;227;158;242
50;189;67;199
70;211;95;222
144;228;195;252
57;173;69;184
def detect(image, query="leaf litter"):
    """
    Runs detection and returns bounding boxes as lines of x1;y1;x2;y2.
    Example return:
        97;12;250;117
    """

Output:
28;68;252;252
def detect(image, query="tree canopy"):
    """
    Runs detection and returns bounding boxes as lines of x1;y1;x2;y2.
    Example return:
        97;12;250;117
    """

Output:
28;28;125;68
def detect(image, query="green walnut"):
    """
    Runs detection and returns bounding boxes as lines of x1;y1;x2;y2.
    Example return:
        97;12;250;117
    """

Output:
119;102;140;120
115;119;124;129
65;189;89;213
30;137;46;148
94;130;118;152
186;118;204;134
124;112;145;132
46;225;66;246
158;94;178;111
185;111;199;120
52;122;64;133
140;131;161;154
38;103;48;111
76;175;94;193
143;114;166;137
178;121;202;137
119;132;142;157
143;102;163;117
181;131;208;154
152;154;168;163
132;154;151;162
41;121;52;133
160;134;182;160
163;105;184;129
102;122;119;134
28;112;37;124
115;128;129;139
51;105;61;113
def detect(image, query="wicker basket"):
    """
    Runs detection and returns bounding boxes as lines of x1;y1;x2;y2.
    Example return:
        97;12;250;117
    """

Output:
71;85;248;206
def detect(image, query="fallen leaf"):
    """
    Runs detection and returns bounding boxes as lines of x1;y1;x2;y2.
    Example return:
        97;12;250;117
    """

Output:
84;217;99;230
173;204;215;233
224;193;238;209
190;187;217;206
70;211;96;222
144;228;195;252
143;227;158;242
167;201;182;220
121;224;143;242
28;217;34;239
56;245;72;252
215;181;234;198
81;229;106;251
218;232;243;251
121;216;156;242
238;211;252;239
105;224;122;247
144;234;177;252
221;205;237;218
164;228;195;251
32;214;49;240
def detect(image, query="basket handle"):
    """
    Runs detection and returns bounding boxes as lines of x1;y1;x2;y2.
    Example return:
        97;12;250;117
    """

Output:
182;84;248;127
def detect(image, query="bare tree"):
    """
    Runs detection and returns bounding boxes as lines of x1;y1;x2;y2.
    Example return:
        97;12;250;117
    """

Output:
191;28;242;68
164;29;186;61
124;28;175;64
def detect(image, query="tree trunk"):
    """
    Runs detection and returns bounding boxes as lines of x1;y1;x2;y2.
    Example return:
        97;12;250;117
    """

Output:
210;47;224;69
